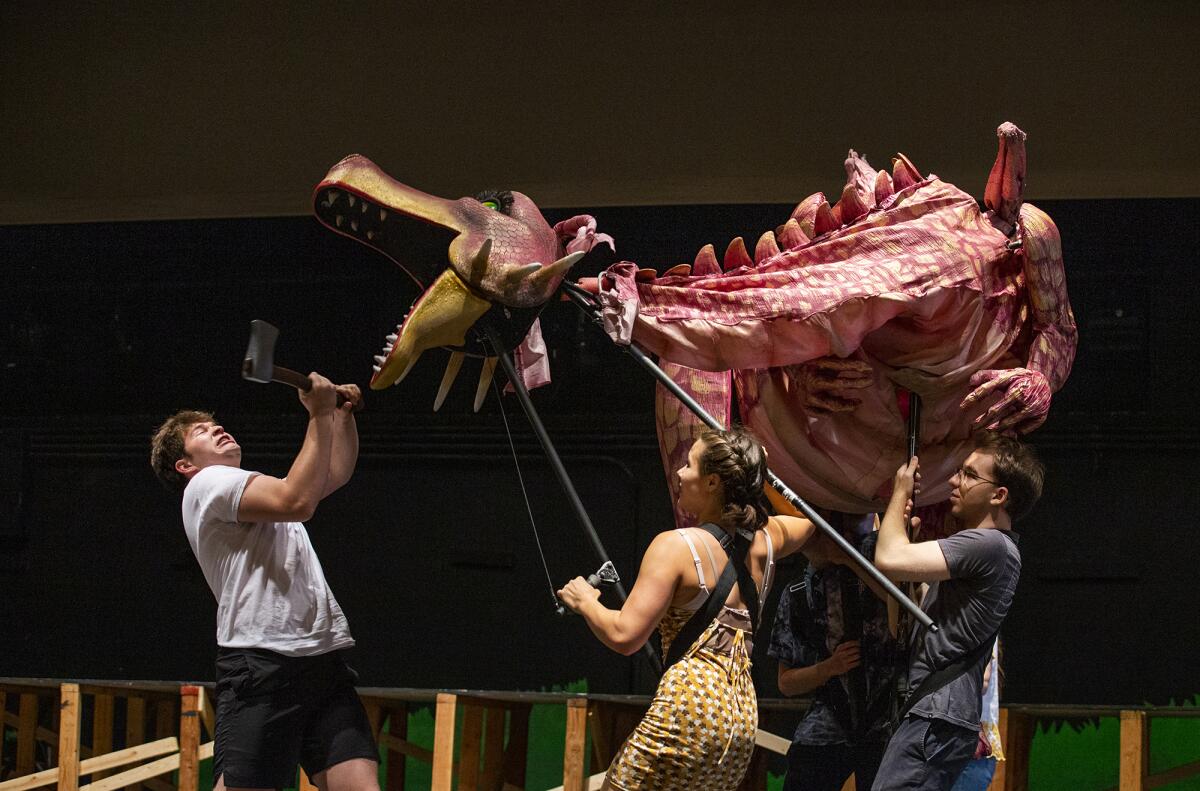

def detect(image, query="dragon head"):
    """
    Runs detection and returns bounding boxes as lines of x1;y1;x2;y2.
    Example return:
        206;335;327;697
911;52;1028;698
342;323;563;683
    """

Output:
312;154;610;397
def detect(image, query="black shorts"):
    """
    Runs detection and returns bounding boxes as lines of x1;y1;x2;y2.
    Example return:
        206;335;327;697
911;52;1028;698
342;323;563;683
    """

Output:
214;647;378;788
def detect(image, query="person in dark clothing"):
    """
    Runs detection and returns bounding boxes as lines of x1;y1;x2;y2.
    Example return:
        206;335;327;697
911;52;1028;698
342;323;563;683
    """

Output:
871;432;1043;791
770;516;906;791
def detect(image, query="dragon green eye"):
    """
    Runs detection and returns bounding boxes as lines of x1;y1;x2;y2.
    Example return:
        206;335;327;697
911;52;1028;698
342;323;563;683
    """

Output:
481;200;500;211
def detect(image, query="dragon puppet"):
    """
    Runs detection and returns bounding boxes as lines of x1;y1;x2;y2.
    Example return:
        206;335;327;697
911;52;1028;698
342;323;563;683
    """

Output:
311;122;1076;526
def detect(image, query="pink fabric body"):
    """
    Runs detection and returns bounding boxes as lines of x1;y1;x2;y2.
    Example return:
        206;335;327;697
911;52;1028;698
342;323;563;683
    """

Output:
603;178;1031;512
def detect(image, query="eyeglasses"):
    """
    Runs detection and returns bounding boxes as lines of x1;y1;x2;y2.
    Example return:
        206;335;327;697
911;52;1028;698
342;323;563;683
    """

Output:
956;466;999;487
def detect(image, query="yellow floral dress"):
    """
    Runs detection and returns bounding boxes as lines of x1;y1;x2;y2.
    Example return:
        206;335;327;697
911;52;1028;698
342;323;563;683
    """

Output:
605;530;774;790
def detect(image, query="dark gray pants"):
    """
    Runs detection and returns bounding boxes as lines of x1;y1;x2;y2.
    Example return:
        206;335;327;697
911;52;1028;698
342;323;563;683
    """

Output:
870;715;977;791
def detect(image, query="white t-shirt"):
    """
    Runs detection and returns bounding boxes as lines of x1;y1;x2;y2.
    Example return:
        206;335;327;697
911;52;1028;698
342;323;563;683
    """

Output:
181;465;354;656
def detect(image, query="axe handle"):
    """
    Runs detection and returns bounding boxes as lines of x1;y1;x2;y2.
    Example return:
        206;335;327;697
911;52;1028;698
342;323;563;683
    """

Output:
270;366;360;410
271;366;313;391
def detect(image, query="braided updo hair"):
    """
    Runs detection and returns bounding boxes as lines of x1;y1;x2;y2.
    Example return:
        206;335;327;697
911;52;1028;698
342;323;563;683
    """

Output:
698;426;771;534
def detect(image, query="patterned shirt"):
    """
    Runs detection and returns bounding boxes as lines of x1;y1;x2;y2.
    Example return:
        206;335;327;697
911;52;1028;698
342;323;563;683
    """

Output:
769;533;905;745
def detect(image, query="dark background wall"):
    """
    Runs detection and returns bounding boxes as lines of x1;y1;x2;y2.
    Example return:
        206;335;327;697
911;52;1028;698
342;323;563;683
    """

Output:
2;2;1198;708
2;195;1198;706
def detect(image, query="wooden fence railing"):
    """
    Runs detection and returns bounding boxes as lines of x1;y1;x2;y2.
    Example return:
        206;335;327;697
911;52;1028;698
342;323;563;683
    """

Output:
4;680;1195;790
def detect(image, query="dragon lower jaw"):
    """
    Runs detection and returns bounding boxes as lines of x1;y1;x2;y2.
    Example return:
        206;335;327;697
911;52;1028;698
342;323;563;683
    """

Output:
369;267;490;390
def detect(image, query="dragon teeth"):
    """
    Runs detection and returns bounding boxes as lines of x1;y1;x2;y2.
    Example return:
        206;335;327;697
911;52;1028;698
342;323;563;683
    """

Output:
348;194;356;208
374;355;386;364
373;364;381;373
360;202;368;213
351;220;359;232
335;215;344;228
379;208;387;221
386;333;397;342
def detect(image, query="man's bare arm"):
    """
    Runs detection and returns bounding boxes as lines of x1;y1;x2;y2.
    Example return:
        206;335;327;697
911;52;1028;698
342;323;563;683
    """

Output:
238;374;337;523
323;384;361;498
874;458;951;582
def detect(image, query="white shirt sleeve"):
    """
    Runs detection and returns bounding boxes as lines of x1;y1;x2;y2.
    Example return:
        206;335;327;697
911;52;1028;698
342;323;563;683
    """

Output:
185;465;256;526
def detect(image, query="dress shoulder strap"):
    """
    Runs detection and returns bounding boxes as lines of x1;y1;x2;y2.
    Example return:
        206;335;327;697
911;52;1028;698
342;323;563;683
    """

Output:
762;526;777;601
674;528;710;593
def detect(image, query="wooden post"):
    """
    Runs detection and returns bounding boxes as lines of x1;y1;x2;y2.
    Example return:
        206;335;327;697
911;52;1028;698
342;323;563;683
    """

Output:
431;693;457;791
386;704;409;791
562;699;589;791
154;699;174;740
57;684;81;791
16;693;37;775
480;707;506;790
503;704;531;789
91;693;114;781
178;686;201;791
993;708;1032;791
124;696;146;791
1119;710;1148;791
459;704;484;791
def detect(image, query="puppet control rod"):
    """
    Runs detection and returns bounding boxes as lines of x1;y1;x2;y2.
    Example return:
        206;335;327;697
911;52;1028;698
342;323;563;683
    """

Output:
560;280;937;633
484;329;665;671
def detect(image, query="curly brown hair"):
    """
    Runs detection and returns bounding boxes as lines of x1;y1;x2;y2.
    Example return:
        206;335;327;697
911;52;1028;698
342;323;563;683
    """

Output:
149;410;214;493
698;426;770;534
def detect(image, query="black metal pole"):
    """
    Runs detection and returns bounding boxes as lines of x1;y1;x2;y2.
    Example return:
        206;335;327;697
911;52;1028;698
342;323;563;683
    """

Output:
563;282;936;631
488;337;664;670
908;392;923;461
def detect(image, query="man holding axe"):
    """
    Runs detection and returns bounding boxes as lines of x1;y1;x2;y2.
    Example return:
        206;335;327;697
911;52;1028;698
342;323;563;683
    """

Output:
149;321;377;791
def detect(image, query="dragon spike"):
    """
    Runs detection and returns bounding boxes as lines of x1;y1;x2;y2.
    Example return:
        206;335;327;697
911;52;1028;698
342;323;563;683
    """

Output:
528;250;585;287
837;149;876;224
791;192;826;238
836;181;871;225
473;356;499;412
467;238;492;285
723;237;753;271
776;218;810;250
504;261;544;285
693;243;721;276
433;351;466;411
892;154;923;191
663;263;692;277
755;231;781;263
875;170;895;204
813;201;839;237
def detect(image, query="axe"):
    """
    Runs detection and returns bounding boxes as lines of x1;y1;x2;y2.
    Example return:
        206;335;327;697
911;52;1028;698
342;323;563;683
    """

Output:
241;320;359;409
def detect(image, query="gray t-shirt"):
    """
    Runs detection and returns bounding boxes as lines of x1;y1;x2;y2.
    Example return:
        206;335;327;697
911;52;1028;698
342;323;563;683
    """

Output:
907;528;1020;729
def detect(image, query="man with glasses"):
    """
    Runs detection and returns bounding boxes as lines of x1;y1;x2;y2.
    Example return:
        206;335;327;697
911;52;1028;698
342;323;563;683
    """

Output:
869;432;1044;791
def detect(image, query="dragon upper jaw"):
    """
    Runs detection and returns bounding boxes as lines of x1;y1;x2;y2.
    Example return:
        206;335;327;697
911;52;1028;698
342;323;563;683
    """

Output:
312;155;581;392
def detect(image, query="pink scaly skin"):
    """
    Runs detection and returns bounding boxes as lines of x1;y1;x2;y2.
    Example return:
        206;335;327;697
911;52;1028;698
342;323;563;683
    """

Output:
603;124;1078;513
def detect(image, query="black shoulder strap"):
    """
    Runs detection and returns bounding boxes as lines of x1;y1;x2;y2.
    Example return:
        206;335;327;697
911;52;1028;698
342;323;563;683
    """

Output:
895;629;998;722
663;523;758;671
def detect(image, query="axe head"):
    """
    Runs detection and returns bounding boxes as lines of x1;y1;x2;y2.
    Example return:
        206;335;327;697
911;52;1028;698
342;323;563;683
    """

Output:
242;320;279;383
